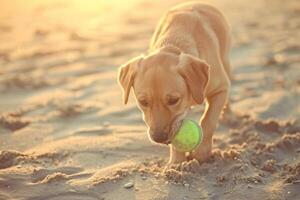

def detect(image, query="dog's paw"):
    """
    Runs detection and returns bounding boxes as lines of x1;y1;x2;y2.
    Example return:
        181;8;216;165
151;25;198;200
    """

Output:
190;142;212;164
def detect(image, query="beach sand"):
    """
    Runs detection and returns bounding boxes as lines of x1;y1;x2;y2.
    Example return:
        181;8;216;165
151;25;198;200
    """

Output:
0;0;299;199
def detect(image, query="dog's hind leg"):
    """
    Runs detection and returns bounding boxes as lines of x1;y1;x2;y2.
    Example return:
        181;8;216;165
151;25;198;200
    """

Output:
220;34;233;116
221;56;232;115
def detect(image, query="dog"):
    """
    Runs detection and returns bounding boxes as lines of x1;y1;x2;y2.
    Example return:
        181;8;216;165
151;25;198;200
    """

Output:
118;2;231;164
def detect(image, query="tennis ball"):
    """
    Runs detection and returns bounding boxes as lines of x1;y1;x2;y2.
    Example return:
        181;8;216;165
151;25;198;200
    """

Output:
171;119;203;152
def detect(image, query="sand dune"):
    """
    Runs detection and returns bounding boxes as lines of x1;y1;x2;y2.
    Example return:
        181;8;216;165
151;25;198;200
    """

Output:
0;0;299;199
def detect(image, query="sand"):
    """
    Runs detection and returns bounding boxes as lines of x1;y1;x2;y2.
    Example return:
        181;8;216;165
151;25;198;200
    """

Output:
0;0;299;199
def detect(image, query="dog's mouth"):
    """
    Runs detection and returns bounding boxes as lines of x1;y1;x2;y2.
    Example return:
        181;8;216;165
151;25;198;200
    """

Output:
148;118;183;145
163;111;188;145
147;111;188;145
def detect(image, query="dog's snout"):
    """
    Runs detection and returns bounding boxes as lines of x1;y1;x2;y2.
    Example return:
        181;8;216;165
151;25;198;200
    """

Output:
151;131;168;143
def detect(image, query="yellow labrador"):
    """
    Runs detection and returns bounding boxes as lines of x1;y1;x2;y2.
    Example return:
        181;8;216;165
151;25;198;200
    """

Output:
118;2;231;163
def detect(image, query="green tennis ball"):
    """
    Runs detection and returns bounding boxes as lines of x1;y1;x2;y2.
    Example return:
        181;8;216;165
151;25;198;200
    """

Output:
171;119;203;152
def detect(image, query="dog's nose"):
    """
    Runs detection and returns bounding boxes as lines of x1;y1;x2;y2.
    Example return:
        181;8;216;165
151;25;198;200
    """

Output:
151;132;168;143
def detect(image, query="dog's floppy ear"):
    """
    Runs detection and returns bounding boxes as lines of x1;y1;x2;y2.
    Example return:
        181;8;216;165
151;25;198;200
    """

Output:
177;54;210;104
118;56;143;104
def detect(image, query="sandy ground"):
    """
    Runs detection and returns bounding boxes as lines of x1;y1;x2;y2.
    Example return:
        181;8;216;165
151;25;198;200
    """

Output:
0;0;300;199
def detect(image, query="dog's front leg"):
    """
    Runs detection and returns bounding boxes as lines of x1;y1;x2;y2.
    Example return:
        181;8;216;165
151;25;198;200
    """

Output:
169;145;187;164
191;89;229;163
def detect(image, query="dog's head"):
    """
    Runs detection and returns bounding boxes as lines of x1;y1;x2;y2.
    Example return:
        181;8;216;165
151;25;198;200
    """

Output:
118;46;210;144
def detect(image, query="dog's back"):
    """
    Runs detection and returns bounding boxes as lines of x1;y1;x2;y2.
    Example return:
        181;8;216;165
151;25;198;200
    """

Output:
150;2;232;83
150;2;230;59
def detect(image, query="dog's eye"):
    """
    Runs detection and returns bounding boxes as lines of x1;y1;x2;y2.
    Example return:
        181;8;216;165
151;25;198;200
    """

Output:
138;99;149;107
167;97;180;106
